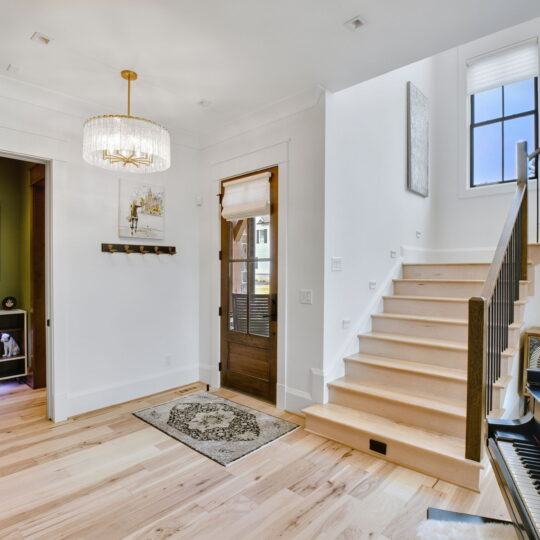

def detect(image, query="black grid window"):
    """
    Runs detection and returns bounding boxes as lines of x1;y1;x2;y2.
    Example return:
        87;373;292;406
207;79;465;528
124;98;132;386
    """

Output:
470;77;538;187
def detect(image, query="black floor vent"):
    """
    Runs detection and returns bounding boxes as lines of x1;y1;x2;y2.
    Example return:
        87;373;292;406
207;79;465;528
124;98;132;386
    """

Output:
369;439;387;455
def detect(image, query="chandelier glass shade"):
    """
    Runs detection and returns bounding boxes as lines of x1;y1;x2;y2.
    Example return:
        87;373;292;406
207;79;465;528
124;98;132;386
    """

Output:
82;71;170;173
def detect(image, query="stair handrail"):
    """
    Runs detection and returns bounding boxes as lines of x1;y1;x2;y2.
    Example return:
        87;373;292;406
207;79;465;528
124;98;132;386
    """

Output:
465;141;530;462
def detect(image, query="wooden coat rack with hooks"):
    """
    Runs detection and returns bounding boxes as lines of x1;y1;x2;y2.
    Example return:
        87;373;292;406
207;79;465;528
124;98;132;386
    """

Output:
101;243;177;255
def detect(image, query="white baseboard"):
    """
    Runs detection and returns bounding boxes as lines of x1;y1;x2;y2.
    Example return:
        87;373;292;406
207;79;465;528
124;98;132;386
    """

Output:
65;365;199;418
284;385;313;413
402;245;495;264
199;363;211;384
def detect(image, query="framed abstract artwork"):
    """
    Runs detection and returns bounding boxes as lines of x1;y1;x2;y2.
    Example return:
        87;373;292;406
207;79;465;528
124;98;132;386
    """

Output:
407;81;430;197
119;179;165;239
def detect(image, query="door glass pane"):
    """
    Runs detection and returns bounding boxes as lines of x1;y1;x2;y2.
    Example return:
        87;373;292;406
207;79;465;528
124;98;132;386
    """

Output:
229;262;247;333
473;87;502;123
503;114;535;181
255;216;270;259
229;220;248;259
504;78;535;116
473;122;502;185
249;263;270;337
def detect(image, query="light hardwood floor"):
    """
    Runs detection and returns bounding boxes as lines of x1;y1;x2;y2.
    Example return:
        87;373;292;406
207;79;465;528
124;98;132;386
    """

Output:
0;381;509;539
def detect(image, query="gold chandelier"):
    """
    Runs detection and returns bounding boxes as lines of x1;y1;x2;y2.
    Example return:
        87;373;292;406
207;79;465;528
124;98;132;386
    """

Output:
82;70;171;173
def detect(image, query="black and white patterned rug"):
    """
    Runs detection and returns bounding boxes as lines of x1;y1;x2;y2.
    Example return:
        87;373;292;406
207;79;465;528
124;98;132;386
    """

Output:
133;392;299;466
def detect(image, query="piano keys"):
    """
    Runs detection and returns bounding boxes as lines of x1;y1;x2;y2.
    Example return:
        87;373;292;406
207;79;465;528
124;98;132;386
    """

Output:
488;369;540;539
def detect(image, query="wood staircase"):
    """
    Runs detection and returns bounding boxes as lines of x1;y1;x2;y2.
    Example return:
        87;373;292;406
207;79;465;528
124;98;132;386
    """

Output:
303;259;538;491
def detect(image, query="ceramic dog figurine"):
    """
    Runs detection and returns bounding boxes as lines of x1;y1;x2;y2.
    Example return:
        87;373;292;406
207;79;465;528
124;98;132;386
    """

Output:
1;333;20;357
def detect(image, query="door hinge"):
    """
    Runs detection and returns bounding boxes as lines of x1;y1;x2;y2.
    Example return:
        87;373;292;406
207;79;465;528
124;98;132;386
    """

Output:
218;306;222;316
219;362;222;372
219;250;222;261
46;319;51;327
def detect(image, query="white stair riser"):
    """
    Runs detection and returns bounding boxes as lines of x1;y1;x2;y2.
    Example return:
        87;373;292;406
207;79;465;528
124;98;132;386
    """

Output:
359;336;466;369
394;281;483;297
372;316;520;346
304;413;480;491
344;360;505;407
403;265;490;280
329;385;465;438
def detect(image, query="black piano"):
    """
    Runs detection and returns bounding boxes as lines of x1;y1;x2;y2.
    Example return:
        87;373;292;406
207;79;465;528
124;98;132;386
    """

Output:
488;370;540;539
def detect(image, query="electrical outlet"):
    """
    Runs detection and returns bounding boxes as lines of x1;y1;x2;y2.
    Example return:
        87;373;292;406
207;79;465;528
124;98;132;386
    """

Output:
369;281;377;290
390;250;397;258
195;196;203;206
331;257;343;272
416;230;422;239
342;318;351;329
299;289;313;304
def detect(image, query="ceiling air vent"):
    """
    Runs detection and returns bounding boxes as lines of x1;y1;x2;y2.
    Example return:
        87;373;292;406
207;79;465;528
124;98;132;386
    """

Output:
344;16;364;32
30;32;52;46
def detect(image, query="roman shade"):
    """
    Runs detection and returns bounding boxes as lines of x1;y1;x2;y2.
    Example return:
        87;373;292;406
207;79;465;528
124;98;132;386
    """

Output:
221;172;271;221
467;39;539;95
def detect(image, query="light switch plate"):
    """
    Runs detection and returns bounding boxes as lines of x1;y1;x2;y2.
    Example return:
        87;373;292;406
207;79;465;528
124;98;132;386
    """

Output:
342;318;351;329
331;257;343;272
299;289;313;304
369;281;377;290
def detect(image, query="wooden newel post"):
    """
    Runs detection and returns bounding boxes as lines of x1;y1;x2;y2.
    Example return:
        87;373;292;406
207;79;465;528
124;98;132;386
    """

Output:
466;296;487;462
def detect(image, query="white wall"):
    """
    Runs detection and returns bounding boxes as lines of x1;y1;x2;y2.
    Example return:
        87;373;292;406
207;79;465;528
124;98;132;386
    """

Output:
198;93;326;412
323;58;437;384
431;18;540;256
0;76;201;420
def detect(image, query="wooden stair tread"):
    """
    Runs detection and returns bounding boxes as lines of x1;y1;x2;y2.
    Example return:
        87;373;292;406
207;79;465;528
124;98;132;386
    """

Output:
361;331;468;351
345;353;467;381
383;295;468;303
363;332;517;358
384;295;526;305
394;279;485;284
329;378;466;417
372;312;467;325
346;353;510;389
402;262;490;267
303;403;480;466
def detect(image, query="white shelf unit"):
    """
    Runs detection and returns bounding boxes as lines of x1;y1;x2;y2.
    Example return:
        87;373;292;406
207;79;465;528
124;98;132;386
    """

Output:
0;309;27;381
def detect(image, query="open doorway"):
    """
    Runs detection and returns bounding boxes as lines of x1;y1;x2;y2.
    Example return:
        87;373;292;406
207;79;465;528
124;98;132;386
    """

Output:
0;157;47;403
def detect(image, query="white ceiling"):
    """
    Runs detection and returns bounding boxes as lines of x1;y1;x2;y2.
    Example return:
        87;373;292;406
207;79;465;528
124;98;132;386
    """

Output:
1;0;540;136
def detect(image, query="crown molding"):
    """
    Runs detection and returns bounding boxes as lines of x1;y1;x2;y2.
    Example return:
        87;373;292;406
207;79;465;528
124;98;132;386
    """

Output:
200;85;325;149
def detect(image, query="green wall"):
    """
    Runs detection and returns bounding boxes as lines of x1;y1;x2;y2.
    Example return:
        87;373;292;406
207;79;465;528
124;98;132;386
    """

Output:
0;157;31;310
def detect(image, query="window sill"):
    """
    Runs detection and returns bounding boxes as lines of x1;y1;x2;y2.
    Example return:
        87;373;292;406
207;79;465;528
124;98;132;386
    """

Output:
458;178;538;199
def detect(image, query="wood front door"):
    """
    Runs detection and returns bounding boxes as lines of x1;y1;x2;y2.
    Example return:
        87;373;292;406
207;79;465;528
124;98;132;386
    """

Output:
27;164;46;389
220;167;278;402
